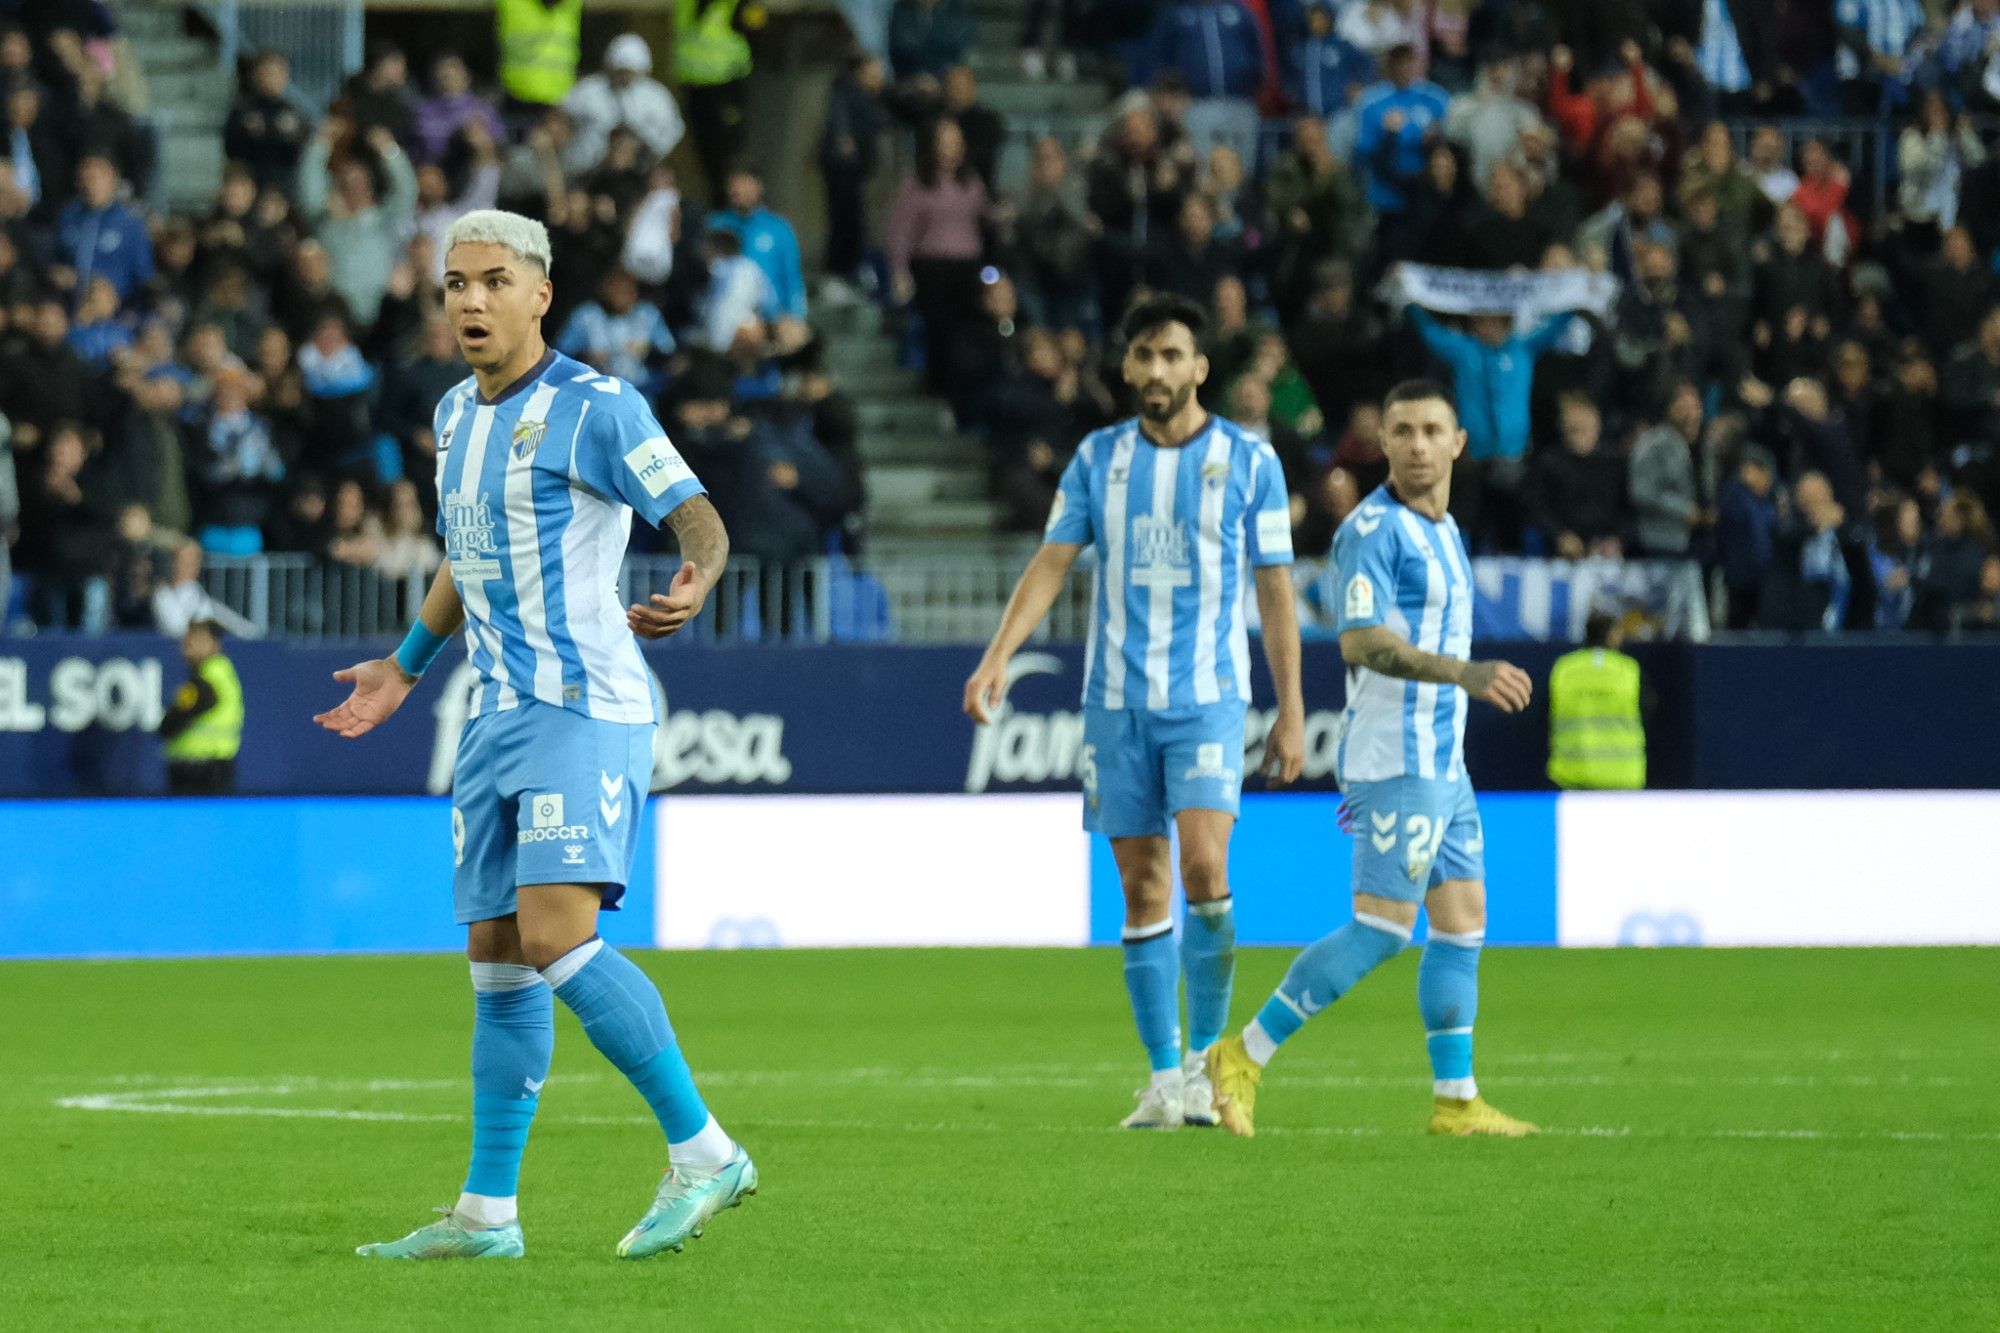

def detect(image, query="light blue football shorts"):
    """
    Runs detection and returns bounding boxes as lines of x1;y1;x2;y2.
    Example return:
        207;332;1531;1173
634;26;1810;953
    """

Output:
1340;772;1485;901
1081;702;1248;839
450;698;653;924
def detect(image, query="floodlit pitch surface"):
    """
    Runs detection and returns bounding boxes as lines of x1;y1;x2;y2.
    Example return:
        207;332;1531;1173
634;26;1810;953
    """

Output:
9;948;1996;1329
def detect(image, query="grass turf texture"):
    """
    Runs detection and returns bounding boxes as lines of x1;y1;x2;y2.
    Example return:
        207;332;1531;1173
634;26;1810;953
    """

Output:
7;947;1996;1330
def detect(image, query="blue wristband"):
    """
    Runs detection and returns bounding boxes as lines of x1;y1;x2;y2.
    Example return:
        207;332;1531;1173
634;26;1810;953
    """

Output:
393;621;450;679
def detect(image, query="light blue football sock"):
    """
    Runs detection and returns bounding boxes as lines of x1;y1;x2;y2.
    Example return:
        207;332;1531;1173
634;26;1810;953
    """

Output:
545;939;711;1143
1182;897;1236;1054
462;963;553;1202
1122;920;1182;1072
1247;913;1410;1060
1419;929;1483;1096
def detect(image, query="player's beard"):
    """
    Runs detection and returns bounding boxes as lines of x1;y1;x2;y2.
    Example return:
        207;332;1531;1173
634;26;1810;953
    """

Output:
1139;382;1193;424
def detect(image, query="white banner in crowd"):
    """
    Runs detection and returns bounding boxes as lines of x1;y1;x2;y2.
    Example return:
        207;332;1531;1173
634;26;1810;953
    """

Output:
1379;263;1624;333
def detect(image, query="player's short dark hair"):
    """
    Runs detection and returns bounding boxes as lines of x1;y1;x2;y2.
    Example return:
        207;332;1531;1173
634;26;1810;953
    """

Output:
188;619;226;642
1584;610;1618;648
1120;294;1207;350
1383;378;1456;418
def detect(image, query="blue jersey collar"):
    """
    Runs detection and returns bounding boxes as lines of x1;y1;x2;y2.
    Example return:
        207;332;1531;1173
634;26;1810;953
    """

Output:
477;345;557;407
1138;412;1213;450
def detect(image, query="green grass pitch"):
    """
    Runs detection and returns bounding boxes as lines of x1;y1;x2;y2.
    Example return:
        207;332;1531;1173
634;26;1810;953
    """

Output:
8;947;1996;1330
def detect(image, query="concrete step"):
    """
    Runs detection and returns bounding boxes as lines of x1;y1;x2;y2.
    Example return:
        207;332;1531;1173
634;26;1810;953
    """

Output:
811;300;885;340
865;497;1002;534
118;8;188;42
979;79;1110;119
858;398;954;438
859;433;983;468
135;37;217;72
831;363;921;398
149;67;233;110
156;135;225;209
866;463;990;506
867;532;1040;563
825;343;906;380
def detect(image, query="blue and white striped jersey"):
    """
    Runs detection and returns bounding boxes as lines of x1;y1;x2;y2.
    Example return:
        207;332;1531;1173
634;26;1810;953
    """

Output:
433;348;704;724
1333;486;1475;783
1045;414;1293;712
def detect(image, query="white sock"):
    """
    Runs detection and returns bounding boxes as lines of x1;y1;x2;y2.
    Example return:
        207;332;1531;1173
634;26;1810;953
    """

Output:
668;1114;736;1176
1149;1066;1181;1094
540;937;604;989
1434;1077;1478;1101
1242;1020;1278;1067
454;1191;517;1228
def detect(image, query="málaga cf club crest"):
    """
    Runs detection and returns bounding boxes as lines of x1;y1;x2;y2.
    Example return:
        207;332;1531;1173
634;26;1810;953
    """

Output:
511;417;549;459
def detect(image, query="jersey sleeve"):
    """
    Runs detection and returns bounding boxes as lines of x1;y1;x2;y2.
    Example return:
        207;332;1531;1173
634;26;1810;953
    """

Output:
1333;516;1399;633
1043;441;1095;546
574;387;706;527
1246;441;1294;567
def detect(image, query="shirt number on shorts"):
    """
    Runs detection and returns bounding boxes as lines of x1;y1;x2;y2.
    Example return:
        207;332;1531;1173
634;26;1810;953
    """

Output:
1403;813;1446;884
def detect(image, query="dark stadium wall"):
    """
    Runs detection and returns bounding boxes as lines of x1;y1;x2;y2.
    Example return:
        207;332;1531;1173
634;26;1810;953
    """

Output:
1;637;1996;797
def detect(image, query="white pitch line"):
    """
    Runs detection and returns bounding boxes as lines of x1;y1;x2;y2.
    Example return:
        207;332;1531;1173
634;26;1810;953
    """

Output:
49;1079;2000;1145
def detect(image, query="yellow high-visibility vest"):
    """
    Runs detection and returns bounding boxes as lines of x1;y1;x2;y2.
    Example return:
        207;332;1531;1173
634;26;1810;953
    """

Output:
165;654;244;763
498;0;584;105
1546;648;1645;790
674;0;752;86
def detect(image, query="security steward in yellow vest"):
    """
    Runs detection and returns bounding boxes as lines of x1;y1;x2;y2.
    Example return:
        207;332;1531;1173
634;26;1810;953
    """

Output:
1546;611;1646;790
497;0;584;111
676;0;757;191
160;620;244;795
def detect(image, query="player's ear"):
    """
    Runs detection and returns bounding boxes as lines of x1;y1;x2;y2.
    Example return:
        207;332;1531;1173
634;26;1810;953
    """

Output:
534;276;552;318
1193;352;1210;386
1452;427;1468;459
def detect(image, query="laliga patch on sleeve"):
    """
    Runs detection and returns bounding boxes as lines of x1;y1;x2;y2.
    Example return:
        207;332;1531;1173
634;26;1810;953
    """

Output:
1256;508;1292;555
623;436;694;498
1345;574;1376;621
1044;490;1066;535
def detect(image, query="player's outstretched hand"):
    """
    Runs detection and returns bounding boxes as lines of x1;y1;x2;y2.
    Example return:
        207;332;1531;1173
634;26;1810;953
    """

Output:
628;561;705;639
963;657;1009;725
1261;709;1305;786
313;658;414;739
1462;659;1534;714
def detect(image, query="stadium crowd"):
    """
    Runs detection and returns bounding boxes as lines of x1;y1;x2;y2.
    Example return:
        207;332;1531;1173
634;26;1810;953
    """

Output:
3;0;2000;636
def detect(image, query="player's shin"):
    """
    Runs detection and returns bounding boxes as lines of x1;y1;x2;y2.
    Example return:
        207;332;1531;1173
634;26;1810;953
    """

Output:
543;939;736;1174
1182;897;1236;1054
1121;919;1183;1079
1419;929;1482;1099
1242;914;1410;1064
460;963;554;1227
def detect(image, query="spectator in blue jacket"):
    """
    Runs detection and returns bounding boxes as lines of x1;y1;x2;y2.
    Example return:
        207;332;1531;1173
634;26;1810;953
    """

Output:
57;154;153;307
1353;44;1450;217
889;0;977;83
1717;446;1779;630
1288;1;1375;121
706;164;808;321
555;266;676;398
1144;0;1266;167
1408;299;1574;549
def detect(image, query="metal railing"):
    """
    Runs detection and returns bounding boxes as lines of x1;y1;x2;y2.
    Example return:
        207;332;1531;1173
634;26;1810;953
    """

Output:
201;552;1705;645
201;0;365;112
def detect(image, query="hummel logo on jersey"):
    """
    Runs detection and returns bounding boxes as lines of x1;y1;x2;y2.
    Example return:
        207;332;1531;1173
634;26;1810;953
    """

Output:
1370;811;1397;854
599;771;624;829
1354;509;1384;536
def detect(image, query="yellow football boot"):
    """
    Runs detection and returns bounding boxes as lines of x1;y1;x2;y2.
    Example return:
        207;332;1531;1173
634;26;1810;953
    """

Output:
1428;1095;1539;1137
1206;1033;1262;1138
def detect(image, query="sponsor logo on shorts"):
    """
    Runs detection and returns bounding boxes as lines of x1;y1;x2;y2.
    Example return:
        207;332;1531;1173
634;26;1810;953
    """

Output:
519;791;592;845
1181;742;1238;785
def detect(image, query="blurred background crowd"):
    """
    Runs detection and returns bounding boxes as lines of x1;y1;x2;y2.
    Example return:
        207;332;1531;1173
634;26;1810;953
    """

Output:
5;0;2000;639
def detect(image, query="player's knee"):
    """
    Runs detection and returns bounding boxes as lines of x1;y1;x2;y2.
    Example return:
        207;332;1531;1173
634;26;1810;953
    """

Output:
1178;848;1228;902
515;921;589;971
466;917;526;965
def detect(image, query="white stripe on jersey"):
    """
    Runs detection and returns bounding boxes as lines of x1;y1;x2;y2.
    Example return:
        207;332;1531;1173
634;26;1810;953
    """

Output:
435;386;473;652
561;400;620;710
506;382;566;704
1101;431;1136;709
455;404;518;711
1077;435;1100;696
1143;442;1181;710
1192;429;1230;706
1439;522;1473;781
1399;508;1446;780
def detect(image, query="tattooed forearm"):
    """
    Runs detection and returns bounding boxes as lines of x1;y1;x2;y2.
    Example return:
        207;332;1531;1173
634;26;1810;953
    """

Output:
665;494;730;587
1343;627;1469;686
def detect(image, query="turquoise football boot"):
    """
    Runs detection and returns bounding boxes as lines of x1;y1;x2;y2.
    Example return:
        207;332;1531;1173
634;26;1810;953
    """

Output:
355;1207;525;1259
616;1147;759;1260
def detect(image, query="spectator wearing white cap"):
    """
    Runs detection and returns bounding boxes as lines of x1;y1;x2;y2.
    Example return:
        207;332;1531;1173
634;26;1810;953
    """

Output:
562;34;685;175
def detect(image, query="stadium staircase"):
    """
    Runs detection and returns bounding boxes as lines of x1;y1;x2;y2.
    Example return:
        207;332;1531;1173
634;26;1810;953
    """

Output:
820;0;1116;556
121;1;232;212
